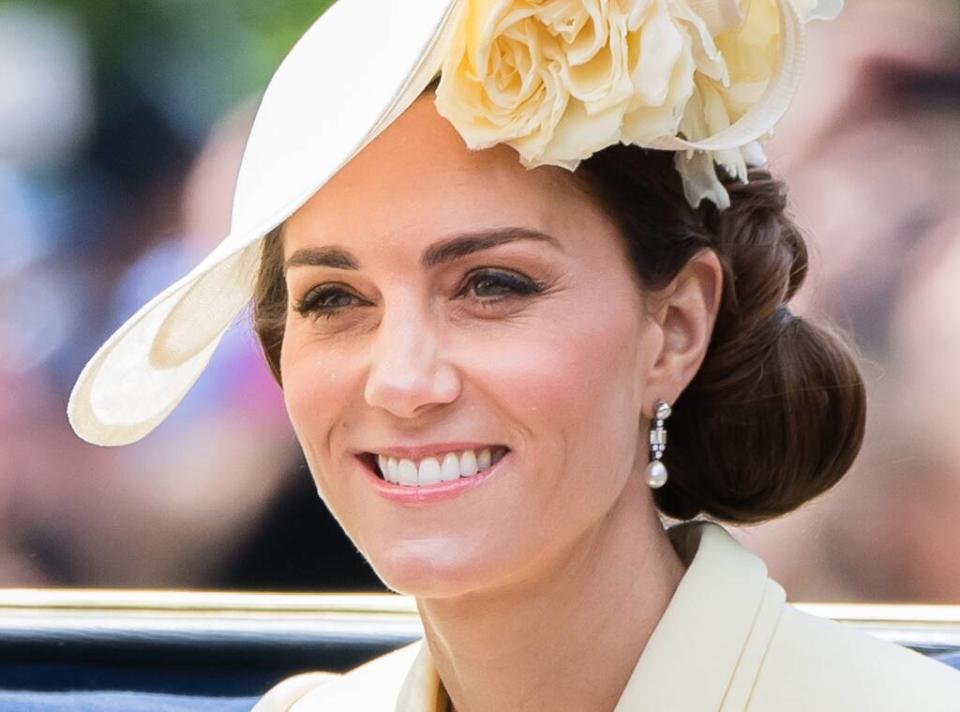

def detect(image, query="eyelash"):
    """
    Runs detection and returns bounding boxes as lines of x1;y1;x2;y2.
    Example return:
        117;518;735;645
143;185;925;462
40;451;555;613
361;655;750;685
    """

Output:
294;269;545;319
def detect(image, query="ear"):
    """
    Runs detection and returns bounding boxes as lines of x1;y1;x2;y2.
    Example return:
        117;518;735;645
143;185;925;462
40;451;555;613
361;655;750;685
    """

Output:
642;248;723;415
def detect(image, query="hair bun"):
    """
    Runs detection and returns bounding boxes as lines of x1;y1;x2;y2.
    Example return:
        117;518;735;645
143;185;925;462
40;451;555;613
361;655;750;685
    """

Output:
654;170;867;524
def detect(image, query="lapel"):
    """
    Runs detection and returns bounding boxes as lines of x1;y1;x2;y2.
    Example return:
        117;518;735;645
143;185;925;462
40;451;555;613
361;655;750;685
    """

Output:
613;521;786;711
286;640;429;711
397;642;445;711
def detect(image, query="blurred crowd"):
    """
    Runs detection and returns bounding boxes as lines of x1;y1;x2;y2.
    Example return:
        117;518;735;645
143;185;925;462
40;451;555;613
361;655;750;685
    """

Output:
0;0;381;591
0;0;958;601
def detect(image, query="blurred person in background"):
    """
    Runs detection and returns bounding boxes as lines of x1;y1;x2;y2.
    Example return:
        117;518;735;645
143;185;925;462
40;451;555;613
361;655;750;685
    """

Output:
742;0;960;603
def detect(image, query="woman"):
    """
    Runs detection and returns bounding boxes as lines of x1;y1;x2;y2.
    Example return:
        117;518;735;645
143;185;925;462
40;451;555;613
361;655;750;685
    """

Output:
69;0;960;709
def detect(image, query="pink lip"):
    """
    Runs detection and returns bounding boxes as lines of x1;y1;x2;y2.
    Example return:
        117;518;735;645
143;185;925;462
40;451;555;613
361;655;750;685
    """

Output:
356;450;510;506
362;442;504;460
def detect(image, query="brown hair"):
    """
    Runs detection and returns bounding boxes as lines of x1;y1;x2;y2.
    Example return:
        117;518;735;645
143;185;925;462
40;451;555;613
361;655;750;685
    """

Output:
252;144;866;526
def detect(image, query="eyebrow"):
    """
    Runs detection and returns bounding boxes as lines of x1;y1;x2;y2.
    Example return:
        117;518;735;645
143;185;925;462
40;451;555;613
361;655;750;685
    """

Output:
284;227;562;272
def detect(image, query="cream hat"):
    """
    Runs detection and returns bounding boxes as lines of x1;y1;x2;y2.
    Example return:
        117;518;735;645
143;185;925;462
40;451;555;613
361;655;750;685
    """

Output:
69;0;842;446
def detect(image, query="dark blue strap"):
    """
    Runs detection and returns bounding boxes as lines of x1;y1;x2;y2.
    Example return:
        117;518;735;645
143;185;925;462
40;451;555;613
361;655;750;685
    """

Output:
0;691;259;711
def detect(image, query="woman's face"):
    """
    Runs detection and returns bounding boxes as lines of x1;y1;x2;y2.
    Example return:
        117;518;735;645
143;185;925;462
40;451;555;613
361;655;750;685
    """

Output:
280;97;663;597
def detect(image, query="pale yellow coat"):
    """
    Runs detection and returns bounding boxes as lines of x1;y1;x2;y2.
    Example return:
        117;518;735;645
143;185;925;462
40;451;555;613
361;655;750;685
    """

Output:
254;521;960;711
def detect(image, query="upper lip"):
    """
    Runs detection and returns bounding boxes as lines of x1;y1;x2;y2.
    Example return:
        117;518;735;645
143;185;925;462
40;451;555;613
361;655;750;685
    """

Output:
357;442;507;460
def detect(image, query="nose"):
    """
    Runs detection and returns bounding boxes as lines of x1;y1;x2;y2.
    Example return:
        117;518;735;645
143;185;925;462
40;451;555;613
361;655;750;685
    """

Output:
363;300;461;419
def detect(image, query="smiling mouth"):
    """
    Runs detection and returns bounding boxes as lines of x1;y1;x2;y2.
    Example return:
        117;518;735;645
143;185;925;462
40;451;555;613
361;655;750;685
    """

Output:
358;446;509;487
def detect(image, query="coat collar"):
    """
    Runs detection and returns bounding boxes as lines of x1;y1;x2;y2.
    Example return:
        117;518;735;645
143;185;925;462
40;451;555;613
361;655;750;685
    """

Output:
613;520;786;711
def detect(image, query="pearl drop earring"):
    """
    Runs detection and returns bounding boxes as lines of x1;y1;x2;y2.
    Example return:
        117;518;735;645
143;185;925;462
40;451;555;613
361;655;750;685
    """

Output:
646;400;671;488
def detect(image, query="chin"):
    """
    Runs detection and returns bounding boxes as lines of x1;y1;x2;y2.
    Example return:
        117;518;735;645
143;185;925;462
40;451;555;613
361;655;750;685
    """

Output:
367;540;510;600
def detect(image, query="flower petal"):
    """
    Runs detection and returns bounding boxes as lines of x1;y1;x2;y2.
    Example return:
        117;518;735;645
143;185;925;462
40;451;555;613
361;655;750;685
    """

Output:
632;0;686;107
622;31;695;144
675;149;731;209
536;96;626;166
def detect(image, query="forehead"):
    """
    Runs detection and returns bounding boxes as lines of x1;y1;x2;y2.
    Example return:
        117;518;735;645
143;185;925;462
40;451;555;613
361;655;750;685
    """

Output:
282;96;605;253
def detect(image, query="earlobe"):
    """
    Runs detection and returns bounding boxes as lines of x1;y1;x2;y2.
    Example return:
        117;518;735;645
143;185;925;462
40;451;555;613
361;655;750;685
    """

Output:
645;249;723;404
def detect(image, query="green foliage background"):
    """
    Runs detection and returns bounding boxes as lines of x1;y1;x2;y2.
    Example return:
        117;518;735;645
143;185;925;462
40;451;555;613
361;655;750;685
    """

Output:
13;0;338;140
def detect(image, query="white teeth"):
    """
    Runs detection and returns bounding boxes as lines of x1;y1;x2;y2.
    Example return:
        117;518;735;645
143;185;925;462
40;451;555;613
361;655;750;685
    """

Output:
397;459;418;485
418;457;442;485
373;448;505;486
459;450;478;477
440;453;461;482
477;448;491;470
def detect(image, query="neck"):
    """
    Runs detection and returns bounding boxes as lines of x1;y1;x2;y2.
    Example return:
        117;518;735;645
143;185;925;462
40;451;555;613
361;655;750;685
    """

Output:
416;478;686;712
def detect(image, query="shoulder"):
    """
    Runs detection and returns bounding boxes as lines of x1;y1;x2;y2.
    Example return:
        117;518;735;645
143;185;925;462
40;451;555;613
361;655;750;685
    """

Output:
252;671;341;711
252;641;424;712
749;603;960;711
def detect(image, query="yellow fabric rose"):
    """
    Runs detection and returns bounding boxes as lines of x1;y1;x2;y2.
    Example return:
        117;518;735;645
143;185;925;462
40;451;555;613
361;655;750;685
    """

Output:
434;0;844;209
435;0;727;170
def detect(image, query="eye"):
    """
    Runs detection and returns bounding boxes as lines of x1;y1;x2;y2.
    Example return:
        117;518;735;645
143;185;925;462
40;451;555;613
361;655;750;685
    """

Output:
294;284;367;319
457;269;545;303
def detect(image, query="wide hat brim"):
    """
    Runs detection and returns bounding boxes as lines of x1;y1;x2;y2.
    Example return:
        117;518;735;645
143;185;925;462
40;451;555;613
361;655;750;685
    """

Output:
68;0;461;445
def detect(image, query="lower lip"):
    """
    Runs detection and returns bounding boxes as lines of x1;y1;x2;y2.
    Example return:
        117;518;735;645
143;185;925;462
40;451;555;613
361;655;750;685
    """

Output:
359;452;510;505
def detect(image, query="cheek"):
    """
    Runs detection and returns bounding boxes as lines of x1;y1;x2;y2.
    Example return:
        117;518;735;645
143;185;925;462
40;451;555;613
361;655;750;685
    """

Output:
280;327;361;486
280;329;388;567
465;286;648;494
